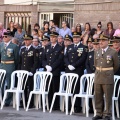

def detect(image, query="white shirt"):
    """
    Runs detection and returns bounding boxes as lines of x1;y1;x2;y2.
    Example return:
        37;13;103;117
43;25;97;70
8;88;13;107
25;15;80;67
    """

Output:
51;43;57;48
103;46;109;52
74;42;80;47
26;44;32;50
4;41;11;47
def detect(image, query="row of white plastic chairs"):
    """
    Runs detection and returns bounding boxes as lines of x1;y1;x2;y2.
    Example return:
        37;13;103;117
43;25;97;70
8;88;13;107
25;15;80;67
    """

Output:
0;69;119;120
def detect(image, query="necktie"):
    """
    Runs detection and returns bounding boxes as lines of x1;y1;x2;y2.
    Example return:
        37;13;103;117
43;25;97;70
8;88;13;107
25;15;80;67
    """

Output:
74;45;77;50
26;47;28;51
4;43;7;49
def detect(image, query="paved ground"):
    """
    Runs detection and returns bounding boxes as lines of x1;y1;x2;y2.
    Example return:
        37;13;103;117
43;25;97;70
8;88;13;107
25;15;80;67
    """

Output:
0;106;93;120
0;107;119;120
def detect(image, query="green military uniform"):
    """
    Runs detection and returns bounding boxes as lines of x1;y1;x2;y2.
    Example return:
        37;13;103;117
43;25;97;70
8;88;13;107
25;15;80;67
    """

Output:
94;35;119;118
0;33;19;105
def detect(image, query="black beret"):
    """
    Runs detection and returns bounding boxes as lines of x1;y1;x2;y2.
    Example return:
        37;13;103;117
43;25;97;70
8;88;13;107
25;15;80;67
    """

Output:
3;31;11;36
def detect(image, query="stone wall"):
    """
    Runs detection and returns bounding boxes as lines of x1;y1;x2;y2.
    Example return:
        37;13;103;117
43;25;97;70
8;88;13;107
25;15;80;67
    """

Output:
74;0;120;29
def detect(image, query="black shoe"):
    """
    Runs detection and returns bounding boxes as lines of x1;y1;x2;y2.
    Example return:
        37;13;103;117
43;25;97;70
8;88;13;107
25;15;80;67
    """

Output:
4;103;9;107
103;116;111;120
19;103;24;108
92;115;102;120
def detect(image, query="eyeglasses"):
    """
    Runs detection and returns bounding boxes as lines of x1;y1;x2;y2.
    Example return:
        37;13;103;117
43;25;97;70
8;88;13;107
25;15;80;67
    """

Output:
3;36;8;38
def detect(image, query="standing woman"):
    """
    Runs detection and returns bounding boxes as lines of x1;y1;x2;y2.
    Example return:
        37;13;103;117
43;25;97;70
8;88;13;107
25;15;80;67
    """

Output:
7;21;17;37
96;21;104;36
43;22;50;36
75;23;82;35
81;22;91;45
104;22;115;39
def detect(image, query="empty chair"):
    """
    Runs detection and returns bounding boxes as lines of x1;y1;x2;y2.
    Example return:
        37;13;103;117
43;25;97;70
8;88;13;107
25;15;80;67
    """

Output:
26;71;53;112
0;69;6;104
1;70;29;111
112;75;120;120
70;74;95;117
49;73;79;115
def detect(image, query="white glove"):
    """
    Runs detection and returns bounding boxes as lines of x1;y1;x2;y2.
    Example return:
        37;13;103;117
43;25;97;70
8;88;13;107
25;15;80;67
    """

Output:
45;65;52;72
29;72;33;76
68;65;75;71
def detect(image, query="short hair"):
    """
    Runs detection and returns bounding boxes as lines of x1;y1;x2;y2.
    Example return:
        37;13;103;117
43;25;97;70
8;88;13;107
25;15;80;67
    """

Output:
17;25;22;29
12;37;19;44
50;20;56;24
58;35;63;39
33;36;39;42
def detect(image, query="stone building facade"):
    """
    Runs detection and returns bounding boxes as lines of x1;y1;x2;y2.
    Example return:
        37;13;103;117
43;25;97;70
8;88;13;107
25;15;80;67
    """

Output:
0;0;120;31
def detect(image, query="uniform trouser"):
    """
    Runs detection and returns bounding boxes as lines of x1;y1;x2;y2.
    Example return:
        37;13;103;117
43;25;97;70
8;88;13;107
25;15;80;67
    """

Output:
1;64;15;105
24;76;34;106
94;84;114;117
48;76;60;108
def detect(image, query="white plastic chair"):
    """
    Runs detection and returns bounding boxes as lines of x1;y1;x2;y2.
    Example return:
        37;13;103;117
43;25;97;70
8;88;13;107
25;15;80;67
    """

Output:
112;75;120;120
0;69;6;104
49;73;79;115
26;71;53;112
1;70;29;111
70;74;95;117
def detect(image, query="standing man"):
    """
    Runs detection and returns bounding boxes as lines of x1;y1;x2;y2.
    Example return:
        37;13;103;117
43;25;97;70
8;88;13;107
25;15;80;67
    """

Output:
86;37;100;74
49;20;59;33
59;21;72;38
19;34;39;107
42;31;64;110
64;32;88;112
0;31;19;106
38;35;50;69
93;35;119;120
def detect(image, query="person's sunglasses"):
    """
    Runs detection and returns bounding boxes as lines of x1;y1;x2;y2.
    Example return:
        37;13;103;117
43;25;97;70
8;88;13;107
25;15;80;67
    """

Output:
3;36;8;38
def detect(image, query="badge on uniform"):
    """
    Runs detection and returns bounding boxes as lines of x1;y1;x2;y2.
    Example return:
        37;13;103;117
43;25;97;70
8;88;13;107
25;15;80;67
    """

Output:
28;51;33;56
89;55;92;59
106;55;112;64
22;52;24;54
47;49;49;52
77;48;83;56
7;48;13;57
39;52;42;55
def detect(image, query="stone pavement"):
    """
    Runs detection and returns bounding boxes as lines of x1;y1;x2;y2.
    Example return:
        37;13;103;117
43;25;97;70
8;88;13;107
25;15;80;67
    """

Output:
0;107;119;120
0;106;93;120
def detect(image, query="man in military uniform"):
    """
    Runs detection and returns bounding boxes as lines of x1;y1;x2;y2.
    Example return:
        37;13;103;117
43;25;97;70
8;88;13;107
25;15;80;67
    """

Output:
112;36;120;114
64;32;88;112
0;31;19;106
42;31;64;110
38;35;50;69
19;34;39;107
93;35;119;120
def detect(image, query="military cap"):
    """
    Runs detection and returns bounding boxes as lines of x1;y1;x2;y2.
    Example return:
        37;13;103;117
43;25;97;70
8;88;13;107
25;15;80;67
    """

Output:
87;37;93;43
112;36;120;42
98;34;109;40
23;34;33;40
50;31;59;36
41;35;50;41
64;34;73;42
3;31;11;36
72;32;81;37
93;38;99;44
